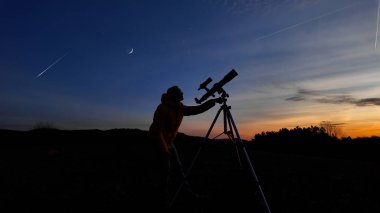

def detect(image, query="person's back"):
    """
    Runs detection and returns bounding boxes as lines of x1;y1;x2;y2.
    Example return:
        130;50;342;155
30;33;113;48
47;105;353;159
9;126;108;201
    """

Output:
149;92;183;153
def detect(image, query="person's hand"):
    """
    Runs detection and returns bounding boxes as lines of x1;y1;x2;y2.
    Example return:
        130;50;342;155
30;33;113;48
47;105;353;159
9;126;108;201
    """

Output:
214;97;225;104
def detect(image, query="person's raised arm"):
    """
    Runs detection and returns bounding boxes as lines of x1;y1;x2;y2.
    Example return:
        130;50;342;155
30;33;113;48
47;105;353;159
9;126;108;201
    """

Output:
182;97;224;116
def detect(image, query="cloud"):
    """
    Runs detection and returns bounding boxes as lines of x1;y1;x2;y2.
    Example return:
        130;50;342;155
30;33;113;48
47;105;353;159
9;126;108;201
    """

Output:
286;96;306;101
287;88;380;107
205;0;322;15
356;98;380;106
320;96;380;107
316;95;356;105
286;89;322;101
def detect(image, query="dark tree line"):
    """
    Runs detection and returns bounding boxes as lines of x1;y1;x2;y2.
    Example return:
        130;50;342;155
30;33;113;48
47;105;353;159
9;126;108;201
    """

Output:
249;126;380;162
252;126;337;143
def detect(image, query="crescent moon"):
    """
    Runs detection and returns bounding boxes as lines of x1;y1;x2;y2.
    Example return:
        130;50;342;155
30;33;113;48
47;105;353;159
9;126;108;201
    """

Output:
128;48;134;54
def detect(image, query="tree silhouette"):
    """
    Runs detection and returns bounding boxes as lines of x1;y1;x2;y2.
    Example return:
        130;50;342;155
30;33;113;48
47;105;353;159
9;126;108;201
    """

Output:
319;121;342;138
253;125;335;143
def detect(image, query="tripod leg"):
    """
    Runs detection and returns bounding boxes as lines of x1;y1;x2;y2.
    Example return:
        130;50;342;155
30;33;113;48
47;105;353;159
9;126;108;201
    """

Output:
225;111;243;168
170;144;198;196
169;106;223;208
226;109;272;213
223;106;228;133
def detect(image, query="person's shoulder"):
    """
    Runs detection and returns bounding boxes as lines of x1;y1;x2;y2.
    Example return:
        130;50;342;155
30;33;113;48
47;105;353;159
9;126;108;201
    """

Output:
156;103;166;109
156;103;171;112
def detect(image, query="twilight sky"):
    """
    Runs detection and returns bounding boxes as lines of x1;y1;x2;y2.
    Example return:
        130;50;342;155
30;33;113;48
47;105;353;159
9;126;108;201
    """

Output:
1;0;380;139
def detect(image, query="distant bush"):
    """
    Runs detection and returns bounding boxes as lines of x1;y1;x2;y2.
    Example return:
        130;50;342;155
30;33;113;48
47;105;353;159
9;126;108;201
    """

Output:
31;122;57;130
252;126;336;143
249;126;380;161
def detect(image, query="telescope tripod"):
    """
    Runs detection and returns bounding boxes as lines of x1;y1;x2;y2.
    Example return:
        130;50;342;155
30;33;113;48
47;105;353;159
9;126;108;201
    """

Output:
169;99;272;213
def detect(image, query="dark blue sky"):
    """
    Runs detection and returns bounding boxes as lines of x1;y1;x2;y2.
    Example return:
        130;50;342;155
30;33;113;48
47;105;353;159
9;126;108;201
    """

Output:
1;0;380;139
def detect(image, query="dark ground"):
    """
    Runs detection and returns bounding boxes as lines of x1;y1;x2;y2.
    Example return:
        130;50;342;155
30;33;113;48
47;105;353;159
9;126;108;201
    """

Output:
1;129;379;212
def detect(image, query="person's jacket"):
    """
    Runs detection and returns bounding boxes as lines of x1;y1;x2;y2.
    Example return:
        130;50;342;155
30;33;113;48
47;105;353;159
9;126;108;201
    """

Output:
149;93;216;154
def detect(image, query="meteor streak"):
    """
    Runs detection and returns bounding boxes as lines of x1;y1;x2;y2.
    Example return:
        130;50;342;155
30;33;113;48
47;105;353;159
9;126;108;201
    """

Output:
254;2;357;42
36;52;69;78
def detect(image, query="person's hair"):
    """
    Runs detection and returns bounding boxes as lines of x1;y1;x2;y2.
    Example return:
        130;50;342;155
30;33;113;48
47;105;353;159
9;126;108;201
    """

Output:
167;86;183;102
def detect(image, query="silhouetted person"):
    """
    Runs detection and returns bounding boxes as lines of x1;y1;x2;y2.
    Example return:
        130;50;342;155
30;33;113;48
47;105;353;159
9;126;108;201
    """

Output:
147;85;223;210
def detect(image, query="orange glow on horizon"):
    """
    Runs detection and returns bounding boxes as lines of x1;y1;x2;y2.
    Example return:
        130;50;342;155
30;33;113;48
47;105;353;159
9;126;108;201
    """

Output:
181;119;380;140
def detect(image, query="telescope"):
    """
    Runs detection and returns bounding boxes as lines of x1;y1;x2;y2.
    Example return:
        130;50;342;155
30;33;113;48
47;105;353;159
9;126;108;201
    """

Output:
195;69;238;104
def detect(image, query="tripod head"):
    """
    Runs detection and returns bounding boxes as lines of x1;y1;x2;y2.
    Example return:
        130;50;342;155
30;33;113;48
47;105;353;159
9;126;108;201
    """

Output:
195;69;238;104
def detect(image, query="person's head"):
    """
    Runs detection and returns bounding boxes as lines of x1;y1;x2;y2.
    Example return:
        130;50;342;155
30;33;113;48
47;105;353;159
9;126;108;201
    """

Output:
167;86;184;102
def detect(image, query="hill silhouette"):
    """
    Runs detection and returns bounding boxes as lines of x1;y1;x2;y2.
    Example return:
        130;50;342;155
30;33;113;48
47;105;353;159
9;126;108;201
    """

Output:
1;128;379;212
